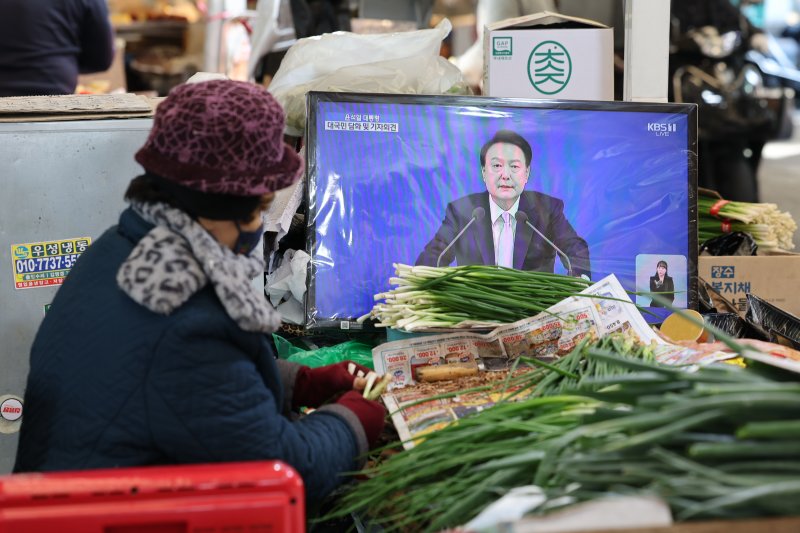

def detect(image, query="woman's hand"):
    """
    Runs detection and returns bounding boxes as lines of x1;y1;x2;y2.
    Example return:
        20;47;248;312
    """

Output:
293;360;378;408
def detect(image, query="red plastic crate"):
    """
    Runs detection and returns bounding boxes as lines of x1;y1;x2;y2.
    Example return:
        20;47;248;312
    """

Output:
0;461;305;533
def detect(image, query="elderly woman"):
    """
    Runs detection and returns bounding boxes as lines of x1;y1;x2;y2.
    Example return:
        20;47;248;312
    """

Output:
13;80;385;506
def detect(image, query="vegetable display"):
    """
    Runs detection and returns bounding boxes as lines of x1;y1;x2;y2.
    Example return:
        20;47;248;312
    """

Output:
359;264;592;331
326;336;800;532
698;195;797;251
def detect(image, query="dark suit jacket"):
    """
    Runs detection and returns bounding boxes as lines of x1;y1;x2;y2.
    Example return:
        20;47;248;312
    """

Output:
649;274;675;307
415;191;591;278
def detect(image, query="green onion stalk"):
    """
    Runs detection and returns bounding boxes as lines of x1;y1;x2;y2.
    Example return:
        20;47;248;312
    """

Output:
323;333;800;531
359;264;593;331
698;219;778;249
698;195;796;251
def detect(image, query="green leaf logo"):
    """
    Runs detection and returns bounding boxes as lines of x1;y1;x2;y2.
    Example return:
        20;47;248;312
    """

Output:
528;40;572;95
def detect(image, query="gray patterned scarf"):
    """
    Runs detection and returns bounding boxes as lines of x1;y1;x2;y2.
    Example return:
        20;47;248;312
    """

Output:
116;202;281;333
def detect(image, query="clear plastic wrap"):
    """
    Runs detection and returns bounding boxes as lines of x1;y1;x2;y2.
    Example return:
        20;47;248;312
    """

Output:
703;312;768;340
303;93;699;329
703;312;747;338
268;19;468;137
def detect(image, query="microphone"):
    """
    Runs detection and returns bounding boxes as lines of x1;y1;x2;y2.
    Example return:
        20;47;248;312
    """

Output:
515;211;573;276
437;207;485;267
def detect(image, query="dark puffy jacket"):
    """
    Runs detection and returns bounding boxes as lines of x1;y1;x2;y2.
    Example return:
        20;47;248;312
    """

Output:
14;208;366;506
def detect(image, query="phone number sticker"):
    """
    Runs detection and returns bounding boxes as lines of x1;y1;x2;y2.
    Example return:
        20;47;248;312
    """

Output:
11;237;91;289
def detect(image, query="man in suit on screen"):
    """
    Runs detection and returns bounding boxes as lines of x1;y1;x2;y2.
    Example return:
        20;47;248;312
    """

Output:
415;129;591;278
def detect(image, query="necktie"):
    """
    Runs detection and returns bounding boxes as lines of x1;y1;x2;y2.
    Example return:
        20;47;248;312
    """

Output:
498;212;513;268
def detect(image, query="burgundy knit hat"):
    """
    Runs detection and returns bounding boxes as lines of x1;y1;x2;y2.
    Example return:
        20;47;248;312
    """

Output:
135;80;302;196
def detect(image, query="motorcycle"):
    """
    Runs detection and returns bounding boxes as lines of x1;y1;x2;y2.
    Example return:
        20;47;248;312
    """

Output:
671;25;795;143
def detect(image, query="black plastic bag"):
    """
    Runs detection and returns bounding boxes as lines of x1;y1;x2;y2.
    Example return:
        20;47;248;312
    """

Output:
745;294;800;350
699;231;758;256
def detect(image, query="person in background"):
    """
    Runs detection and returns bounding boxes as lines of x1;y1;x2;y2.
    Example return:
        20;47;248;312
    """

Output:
453;0;557;89
669;0;771;202
251;0;353;86
649;260;675;307
13;80;386;508
0;0;115;97
416;129;590;278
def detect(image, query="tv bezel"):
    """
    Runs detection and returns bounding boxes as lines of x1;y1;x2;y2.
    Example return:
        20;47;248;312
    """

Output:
304;91;699;330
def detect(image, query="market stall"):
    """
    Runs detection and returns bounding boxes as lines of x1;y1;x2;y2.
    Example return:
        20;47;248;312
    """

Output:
261;7;800;529
275;238;800;531
2;2;800;532
266;239;800;532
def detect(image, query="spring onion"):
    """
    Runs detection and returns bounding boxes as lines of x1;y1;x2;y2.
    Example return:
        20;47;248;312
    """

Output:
698;195;797;250
323;334;800;531
359;263;592;330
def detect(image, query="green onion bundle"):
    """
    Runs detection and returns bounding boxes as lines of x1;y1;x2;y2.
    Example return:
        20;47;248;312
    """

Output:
326;337;800;531
381;334;653;415
698;195;797;250
358;263;592;331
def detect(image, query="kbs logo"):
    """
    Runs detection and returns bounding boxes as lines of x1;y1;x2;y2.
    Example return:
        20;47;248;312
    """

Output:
647;123;677;136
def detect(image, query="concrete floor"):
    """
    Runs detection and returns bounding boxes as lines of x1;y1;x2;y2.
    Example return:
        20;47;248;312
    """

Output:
759;112;800;251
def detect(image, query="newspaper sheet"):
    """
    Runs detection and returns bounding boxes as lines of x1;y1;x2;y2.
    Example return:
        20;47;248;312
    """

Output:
373;274;733;448
372;274;661;386
382;373;532;445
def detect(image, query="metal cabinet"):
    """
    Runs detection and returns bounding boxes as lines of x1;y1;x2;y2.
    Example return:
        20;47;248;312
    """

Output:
0;118;152;473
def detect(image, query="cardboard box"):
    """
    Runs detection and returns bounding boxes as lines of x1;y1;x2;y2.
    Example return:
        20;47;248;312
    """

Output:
482;11;613;100
698;252;800;316
0;93;154;122
543;515;800;533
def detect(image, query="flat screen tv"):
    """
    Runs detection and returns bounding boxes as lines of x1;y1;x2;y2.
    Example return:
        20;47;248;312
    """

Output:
304;92;698;329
